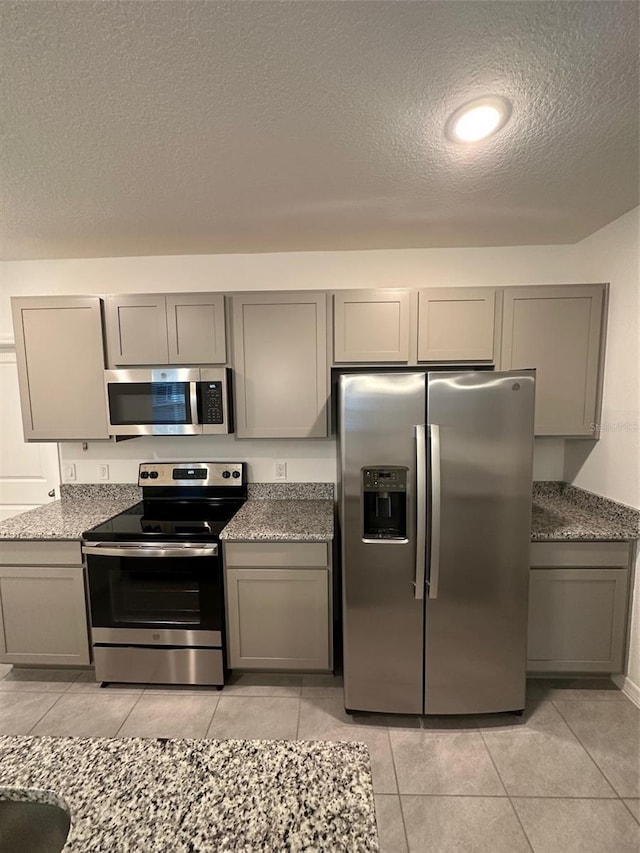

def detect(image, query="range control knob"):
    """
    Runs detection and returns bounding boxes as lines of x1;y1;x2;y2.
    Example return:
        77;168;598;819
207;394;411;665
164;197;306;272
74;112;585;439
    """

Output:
149;471;159;479
140;471;149;479
222;470;231;479
232;470;241;479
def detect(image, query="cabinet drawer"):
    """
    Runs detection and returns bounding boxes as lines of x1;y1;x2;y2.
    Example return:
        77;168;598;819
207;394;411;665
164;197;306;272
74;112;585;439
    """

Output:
530;541;631;568
224;542;328;568
0;541;83;567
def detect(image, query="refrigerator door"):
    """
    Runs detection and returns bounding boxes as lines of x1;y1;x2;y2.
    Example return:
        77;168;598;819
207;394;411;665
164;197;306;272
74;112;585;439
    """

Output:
425;370;535;714
339;372;426;714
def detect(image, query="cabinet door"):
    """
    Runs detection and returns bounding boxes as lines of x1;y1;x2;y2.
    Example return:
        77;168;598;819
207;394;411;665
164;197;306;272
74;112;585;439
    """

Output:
232;293;328;438
527;568;628;673
500;284;606;436
418;287;496;361
105;294;169;365
11;296;109;440
167;293;227;364
333;290;410;362
226;568;330;670
0;566;90;665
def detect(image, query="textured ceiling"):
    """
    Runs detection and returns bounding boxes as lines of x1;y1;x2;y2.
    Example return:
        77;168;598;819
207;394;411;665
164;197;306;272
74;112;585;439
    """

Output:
1;0;639;260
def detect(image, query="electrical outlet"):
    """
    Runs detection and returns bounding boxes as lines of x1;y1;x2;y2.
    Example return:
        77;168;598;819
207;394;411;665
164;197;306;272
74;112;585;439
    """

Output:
98;464;110;481
64;463;76;482
274;461;287;481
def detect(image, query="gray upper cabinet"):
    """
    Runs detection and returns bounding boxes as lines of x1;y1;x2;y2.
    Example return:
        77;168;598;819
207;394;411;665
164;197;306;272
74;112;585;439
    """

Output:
500;284;606;436
417;287;496;362
106;293;226;366
231;292;328;438
333;290;411;362
167;293;226;364
12;296;110;441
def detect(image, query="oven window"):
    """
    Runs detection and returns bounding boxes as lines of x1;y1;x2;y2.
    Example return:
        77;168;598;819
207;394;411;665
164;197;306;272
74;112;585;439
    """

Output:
87;555;223;631
107;382;191;426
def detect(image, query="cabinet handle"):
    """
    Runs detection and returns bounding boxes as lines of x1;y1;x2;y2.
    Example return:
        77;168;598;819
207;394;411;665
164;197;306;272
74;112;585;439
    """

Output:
48;489;56;498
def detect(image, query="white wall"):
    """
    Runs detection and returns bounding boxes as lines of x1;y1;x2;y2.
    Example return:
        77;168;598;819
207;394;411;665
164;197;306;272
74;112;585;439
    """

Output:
565;206;640;700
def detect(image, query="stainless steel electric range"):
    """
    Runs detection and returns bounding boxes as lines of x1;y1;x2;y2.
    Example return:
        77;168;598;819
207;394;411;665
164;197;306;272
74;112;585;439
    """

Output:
82;462;246;687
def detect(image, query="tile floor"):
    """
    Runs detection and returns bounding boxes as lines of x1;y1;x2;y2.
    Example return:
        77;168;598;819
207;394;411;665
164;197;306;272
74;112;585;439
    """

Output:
0;665;638;852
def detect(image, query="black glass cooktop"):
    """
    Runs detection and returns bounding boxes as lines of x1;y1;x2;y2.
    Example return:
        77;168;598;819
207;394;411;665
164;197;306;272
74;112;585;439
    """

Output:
83;499;245;541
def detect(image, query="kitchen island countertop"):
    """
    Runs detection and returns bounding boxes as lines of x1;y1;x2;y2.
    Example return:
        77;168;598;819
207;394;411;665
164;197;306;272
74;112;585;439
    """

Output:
0;734;378;852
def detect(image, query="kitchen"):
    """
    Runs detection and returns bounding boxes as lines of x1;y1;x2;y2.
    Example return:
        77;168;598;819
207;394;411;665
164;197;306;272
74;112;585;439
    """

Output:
0;1;640;850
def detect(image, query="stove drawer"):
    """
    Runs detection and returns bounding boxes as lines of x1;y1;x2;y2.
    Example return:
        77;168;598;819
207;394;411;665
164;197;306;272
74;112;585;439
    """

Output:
93;645;224;686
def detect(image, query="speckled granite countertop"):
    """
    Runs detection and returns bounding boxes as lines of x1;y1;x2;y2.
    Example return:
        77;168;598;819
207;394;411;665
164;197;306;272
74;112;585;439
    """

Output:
0;484;141;541
532;482;640;541
220;499;334;541
0;735;378;853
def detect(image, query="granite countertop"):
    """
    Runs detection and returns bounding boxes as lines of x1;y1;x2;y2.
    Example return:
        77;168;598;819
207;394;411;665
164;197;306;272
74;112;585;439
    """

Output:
0;735;378;853
0;484;141;541
531;482;640;541
220;499;334;541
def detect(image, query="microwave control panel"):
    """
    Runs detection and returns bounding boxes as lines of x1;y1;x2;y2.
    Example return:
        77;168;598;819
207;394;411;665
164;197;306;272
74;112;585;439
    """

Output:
199;381;224;425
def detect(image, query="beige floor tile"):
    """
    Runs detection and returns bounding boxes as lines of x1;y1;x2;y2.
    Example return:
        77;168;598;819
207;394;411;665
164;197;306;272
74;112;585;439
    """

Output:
30;692;140;737
389;729;505;795
68;671;145;694
222;672;302;697
476;698;567;734
374;795;408;853
0;691;60;735
301;673;344;698
299;722;397;794
553;698;640;798
206;695;299;739
402;795;530;853
117;693;220;738
513;797;640;853
298;696;365;733
481;723;616;798
623;799;640;822
0;668;80;692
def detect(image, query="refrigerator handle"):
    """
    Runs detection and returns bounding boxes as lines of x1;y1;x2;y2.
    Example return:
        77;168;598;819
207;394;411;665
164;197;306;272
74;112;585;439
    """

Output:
414;424;427;600
428;423;442;599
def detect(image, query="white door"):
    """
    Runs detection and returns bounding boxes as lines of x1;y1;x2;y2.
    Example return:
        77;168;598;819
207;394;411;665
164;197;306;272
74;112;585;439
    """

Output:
0;345;60;520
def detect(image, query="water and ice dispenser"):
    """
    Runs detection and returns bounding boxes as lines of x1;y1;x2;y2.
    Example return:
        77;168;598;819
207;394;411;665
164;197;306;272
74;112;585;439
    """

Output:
362;467;408;540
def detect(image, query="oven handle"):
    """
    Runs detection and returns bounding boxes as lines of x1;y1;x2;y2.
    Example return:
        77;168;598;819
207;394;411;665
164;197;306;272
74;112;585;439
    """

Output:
82;542;219;558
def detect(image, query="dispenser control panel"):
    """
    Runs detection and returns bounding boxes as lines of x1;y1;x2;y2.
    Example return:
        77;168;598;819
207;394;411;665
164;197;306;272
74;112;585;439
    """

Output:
362;468;407;492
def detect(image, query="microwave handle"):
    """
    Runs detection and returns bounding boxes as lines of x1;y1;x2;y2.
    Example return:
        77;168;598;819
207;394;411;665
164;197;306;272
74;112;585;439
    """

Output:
190;382;199;426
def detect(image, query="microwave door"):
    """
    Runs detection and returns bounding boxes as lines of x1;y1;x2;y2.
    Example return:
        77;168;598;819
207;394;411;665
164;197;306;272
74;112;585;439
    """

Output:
104;368;201;436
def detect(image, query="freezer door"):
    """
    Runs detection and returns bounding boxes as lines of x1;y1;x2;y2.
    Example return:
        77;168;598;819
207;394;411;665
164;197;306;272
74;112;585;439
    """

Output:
425;370;535;714
339;372;426;714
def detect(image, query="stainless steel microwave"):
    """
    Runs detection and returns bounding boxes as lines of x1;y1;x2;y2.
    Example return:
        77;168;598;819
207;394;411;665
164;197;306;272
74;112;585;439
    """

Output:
104;367;233;436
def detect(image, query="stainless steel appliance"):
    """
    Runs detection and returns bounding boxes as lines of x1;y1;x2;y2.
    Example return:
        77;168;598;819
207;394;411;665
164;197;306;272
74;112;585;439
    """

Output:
83;461;246;686
104;367;232;436
338;370;535;715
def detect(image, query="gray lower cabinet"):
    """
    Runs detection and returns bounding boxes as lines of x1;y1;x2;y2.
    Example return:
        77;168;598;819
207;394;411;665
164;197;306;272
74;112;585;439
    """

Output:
105;293;226;366
0;541;90;666
527;541;631;673
11;296;110;440
500;284;606;436
231;292;328;438
333;289;411;362
417;287;496;362
224;542;331;671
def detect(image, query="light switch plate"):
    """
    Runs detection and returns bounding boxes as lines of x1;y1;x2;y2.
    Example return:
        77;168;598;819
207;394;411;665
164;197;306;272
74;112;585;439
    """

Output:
274;461;287;480
64;463;76;482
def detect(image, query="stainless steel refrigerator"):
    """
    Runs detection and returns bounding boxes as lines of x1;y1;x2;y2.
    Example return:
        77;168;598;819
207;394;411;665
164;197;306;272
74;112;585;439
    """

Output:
338;370;535;715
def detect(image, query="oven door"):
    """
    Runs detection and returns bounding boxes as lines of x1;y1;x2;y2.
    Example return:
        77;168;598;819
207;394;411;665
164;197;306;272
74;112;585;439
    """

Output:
104;368;201;436
83;542;223;646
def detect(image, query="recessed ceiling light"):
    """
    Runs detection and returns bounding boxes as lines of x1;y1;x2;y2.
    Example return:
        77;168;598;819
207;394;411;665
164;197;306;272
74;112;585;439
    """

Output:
446;96;512;143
